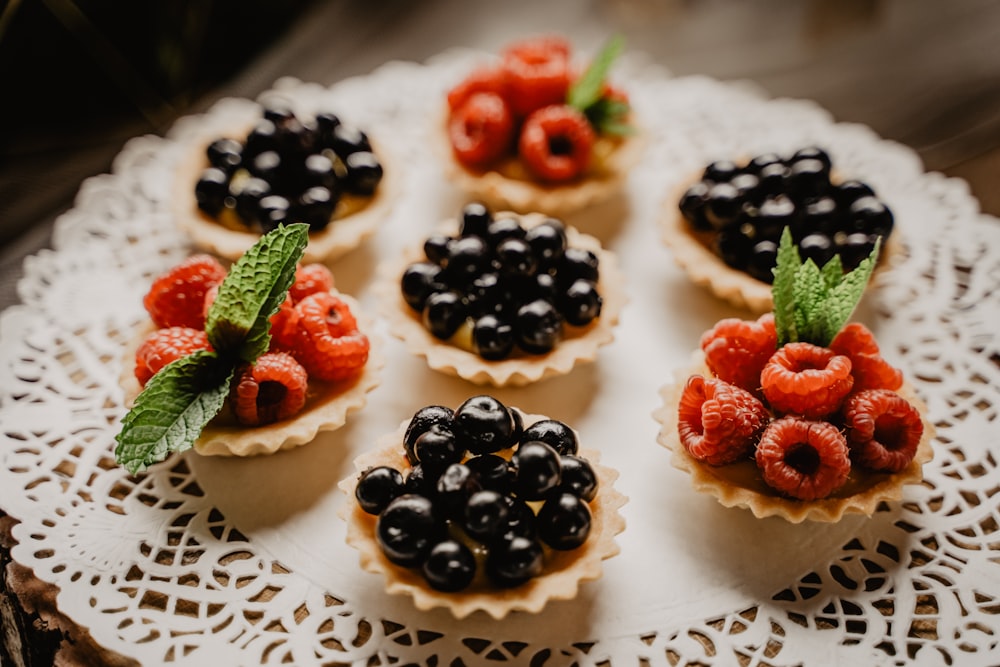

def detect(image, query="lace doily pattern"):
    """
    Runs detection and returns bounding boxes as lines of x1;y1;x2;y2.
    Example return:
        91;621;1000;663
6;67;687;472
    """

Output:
1;52;998;665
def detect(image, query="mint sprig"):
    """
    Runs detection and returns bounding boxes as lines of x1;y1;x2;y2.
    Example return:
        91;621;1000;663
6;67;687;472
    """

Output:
567;35;633;136
115;224;309;474
772;227;881;348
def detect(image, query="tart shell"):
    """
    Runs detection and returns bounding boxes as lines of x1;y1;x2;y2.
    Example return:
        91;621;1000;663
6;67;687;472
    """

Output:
375;211;627;387
653;351;934;523
338;413;627;619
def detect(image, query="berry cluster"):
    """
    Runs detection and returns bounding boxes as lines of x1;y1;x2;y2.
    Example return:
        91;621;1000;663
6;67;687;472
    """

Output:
678;147;894;283
400;203;603;359
447;36;629;182
137;255;369;426
679;317;923;501
195;107;384;234
355;396;599;592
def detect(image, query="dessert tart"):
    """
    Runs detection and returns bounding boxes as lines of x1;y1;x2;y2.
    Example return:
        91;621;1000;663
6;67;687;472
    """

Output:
662;147;901;313
375;203;626;386
115;226;380;472
654;230;933;522
443;35;643;216
339;395;627;619
173;103;398;263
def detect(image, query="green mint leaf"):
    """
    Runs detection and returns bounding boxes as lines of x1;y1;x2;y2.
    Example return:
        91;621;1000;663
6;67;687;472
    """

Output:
583;98;634;136
821;253;844;289
816;238;881;345
567;35;625;112
772;227;801;346
205;224;308;362
793;259;829;343
115;351;234;475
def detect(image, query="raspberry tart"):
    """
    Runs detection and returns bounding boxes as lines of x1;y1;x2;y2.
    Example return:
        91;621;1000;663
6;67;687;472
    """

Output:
173;103;397;263
375;202;626;386
339;395;626;618
662;147;901;312
654;229;933;522
116;225;381;471
443;35;643;216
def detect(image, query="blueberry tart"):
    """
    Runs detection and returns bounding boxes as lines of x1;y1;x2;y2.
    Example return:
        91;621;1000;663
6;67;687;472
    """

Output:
339;396;626;618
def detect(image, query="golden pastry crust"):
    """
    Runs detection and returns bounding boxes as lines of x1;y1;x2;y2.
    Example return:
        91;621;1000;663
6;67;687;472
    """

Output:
660;175;904;314
121;292;382;457
338;413;627;619
375;211;627;386
171;115;398;264
652;352;934;523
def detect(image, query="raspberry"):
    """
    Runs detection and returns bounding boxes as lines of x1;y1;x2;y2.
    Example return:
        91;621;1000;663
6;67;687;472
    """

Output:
842;389;923;472
449;92;515;167
230;352;308;426
700;313;776;394
677;375;769;466
755;417;851;501
289;264;335;303
518;105;594;182
447;66;508;111
501;35;572;117
760;343;854;419
143;254;227;329
290;292;369;381
201;284;219;320
268;294;298;350
830;323;902;391
134;327;212;387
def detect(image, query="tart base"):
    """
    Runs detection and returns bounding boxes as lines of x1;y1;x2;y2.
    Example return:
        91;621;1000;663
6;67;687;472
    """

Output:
653;352;935;523
338;414;627;619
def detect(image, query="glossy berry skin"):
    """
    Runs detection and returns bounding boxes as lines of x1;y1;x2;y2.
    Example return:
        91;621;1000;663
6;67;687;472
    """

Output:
460;201;492;237
462;489;510;542
513;441;562;500
524;218;568;266
555;455;598;502
473;314;516;360
404;464;433;496
518;105;594;182
376;494;441;567
496;496;537;543
443;236;491;285
401;262;445;312
344;151;383;195
557;247;599;285
495;237;537;277
413;423;463;475
355;466;405;515
422;539;476;592
703;160;740;183
423;290;467;340
403;405;455;465
558;279;602;326
422;234;452;266
465;454;513;494
435;463;482;519
521;418;578;455
486;536;544;588
331;124;371;158
679;182;712;231
453;395;519;455
195;168;230;216
798;233;836;267
206;138;243;173
537;492;592;550
515;299;564;354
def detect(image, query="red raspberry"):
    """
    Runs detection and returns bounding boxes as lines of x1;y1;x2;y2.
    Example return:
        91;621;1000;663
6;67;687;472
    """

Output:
755;417;851;501
518;105;595;182
700;313;776;394
447;66;508;112
134;327;212;387
201;284;219;320
289;264;334;303
842;389;924;472
268;294;298;350
449;92;515;167
230;352;308;426
290;292;369;381
760;343;854;419
143;254;227;329
830;323;903;391
677;375;769;466
501;36;572;117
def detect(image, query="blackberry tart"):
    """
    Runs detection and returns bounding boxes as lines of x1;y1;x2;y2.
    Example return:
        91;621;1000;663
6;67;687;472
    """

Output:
375;203;626;386
173;101;397;263
662;147;901;312
338;396;626;618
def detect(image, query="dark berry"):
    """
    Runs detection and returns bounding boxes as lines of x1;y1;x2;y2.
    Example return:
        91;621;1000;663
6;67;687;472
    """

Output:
464;271;505;317
257;195;291;232
703;159;740;182
401;262;445;312
747;152;783;174
465;454;514;493
513;440;562;500
556;247;599;285
524;219;568;266
787;158;831;199
331;124;371;158
838;232;877;270
444;236;491;284
404;464;433;495
262;106;295;126
537;493;592;551
834;180;875;206
798;233;836;267
302;153;338;190
296;186;337;230
496;496;537;543
792;146;832;171
558;279;602;326
422;290;467;340
753;195;798;240
494;238;537;277
195;168;230;216
453;395;518;455
206;138;243;173
796;196;839;238
314;112;341;147
435;463;482;518
376;494;440;567
706;182;743;230
462;489;510;542
423;234;452;266
847;196;894;237
413;423;463;475
486;536;544;588
460;202;492;237
716;224;754;270
515;299;563;354
756;162;789;196
522;419;578;455
472;314;515;360
747;239;779;283
343;151;383;195
529;272;559;304
730;172;763;205
422;539;476;592
234;177;272;225
555;455;598;501
486;216;527;246
244;120;279;159
355;466;405;515
249;150;284;186
679;181;712;231
403;404;455;464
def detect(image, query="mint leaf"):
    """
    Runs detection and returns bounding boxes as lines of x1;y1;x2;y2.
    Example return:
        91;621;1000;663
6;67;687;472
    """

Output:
793;260;828;343
115;351;234;474
583;97;634;137
567;35;625;112
205;224;308;362
821;253;844;289
816;239;881;345
772;228;801;346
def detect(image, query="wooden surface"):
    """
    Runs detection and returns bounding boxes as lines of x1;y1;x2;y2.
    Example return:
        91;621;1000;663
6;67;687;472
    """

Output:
1;0;999;664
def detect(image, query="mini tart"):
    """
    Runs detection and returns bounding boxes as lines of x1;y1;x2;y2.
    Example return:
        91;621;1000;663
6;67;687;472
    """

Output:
121;292;382;457
661;175;904;314
442;114;644;217
375;212;627;387
172;112;398;264
652;352;934;523
338;413;627;619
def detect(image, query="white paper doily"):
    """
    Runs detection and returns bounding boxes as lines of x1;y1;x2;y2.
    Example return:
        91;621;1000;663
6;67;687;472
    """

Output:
1;50;999;666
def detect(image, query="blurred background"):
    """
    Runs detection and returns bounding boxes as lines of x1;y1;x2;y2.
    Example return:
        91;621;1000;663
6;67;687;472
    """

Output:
1;0;998;308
